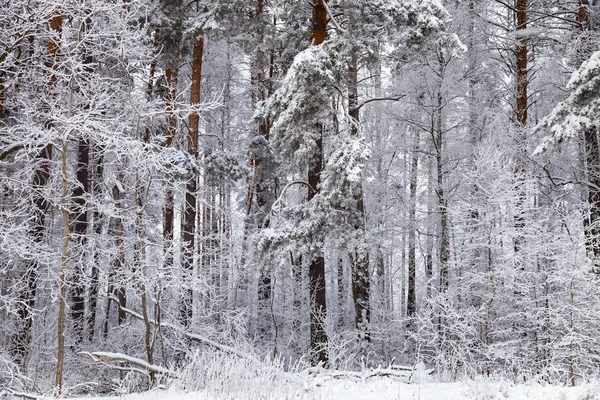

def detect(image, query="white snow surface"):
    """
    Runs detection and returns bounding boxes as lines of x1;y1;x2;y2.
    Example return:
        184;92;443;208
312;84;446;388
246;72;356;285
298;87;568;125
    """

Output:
68;378;599;400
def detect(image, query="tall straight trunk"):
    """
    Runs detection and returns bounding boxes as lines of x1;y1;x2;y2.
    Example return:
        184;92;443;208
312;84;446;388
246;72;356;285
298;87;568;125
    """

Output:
308;0;328;365
575;1;600;263
56;137;69;394
69;13;93;343
468;0;478;148
513;0;528;253
291;252;304;353
144;30;159;143
161;0;183;272
88;147;103;342
44;10;67;393
104;173;127;334
136;169;155;386
347;48;370;339
436;90;449;293
0;72;4;120
180;31;203;328
407;130;419;317
249;0;275;340
515;0;528;128
113;174;127;325
163;66;176;271
425;156;434;299
337;256;346;328
69;138;89;341
12;144;53;366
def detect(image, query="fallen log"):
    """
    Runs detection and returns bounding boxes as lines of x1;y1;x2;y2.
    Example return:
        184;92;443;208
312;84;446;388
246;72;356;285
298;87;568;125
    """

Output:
79;351;177;378
110;296;261;364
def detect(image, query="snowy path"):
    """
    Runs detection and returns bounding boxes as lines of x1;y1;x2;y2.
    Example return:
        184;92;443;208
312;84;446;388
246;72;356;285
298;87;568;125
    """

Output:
69;379;599;400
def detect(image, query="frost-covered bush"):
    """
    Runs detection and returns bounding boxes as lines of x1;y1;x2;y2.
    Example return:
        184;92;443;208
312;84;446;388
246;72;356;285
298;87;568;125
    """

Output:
175;350;309;400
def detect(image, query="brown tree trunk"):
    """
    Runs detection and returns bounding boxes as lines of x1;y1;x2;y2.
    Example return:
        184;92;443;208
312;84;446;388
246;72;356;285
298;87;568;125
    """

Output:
161;0;182;273
102;172;127;334
144;30;159;143
88;147;103;342
515;0;528;128
308;0;329;366
136;169;155;386
574;1;600;265
407;130;419;317
113;174;127;325
69;14;93;343
436;90;449;294
180;32;203;328
56;137;69;394
12;144;53;367
69;138;89;342
513;0;528;254
43;11;66;393
249;0;275;341
347;48;370;340
163;66;176;271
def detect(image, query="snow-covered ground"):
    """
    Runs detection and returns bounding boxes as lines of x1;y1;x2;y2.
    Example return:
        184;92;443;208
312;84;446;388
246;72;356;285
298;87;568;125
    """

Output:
69;378;599;400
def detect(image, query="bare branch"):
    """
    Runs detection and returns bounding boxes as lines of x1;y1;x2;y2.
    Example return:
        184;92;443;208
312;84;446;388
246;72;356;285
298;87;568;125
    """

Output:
355;95;405;111
79;351;177;378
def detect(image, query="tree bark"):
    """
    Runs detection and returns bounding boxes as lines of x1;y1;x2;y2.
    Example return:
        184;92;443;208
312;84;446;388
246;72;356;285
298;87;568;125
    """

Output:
69;138;89;342
87;147;104;342
180;31;203;328
161;0;183;273
436;90;449;294
574;1;600;265
56;137;69;394
513;0;528;254
69;13;94;343
113;174;127;326
14;11;63;369
347;48;370;340
249;0;276;341
12;144;53;367
407;130;419;317
515;0;528;128
308;0;329;365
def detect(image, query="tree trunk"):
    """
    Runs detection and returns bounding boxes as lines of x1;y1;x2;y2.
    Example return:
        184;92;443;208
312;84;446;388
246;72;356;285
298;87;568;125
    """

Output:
407;130;419;317
180;31;203;328
113;174;127;326
513;0;528;253
307;0;328;365
161;0;183;273
575;0;600;265
136;169;155;386
69;13;94;343
102;173;127;335
69;138;89;342
88;146;104;342
515;0;528;128
249;0;276;341
436;90;449;294
56;137;69;394
347;48;370;340
12;144;53;367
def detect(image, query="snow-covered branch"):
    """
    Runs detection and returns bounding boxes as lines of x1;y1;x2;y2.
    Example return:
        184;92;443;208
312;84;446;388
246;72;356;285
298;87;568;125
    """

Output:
79;352;177;378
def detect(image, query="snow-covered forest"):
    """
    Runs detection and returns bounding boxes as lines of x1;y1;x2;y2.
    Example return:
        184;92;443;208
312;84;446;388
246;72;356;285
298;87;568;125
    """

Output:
2;0;600;397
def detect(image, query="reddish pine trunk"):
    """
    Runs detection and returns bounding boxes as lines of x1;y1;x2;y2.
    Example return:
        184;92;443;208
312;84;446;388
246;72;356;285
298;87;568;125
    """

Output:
308;0;328;365
347;49;370;339
180;32;203;327
70;138;89;341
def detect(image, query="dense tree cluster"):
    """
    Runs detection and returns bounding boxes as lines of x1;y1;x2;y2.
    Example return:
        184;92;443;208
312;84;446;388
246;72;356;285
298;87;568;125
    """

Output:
1;0;600;395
